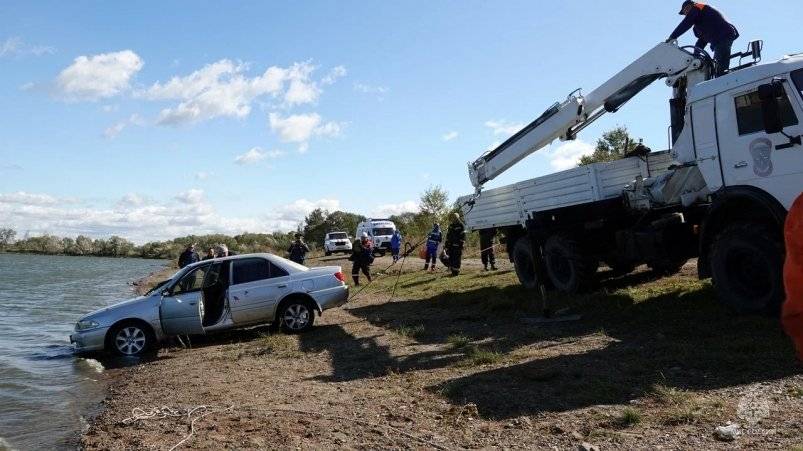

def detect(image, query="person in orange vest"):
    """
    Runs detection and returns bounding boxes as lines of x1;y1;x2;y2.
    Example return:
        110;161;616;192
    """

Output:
783;192;803;361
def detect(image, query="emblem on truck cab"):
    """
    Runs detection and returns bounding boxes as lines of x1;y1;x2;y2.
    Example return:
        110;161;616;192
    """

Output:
749;138;774;177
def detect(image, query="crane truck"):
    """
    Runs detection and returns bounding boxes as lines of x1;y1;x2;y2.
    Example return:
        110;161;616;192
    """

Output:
460;41;803;314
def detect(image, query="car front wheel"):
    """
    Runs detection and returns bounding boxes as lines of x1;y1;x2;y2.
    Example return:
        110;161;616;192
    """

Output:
279;299;316;333
108;322;153;356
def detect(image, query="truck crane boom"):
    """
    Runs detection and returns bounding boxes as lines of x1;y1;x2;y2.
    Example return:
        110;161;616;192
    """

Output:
468;42;708;189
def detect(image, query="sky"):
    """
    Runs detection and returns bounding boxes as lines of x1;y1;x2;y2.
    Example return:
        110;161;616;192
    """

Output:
1;1;801;244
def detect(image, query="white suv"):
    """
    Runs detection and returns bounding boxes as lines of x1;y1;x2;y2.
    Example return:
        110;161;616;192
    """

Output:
324;232;352;256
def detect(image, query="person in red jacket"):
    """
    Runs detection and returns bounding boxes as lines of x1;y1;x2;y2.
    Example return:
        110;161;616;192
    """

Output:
783;192;803;361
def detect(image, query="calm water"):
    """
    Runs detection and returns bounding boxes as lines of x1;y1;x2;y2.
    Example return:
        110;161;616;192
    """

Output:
0;254;167;451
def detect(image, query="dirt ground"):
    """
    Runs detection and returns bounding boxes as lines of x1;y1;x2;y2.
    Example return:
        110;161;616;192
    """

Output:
82;253;803;450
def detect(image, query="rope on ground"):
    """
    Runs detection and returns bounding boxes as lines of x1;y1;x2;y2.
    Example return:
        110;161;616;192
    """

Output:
121;404;449;450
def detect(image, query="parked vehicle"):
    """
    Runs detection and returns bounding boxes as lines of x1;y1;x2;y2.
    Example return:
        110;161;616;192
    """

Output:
460;41;803;314
355;219;397;256
324;231;352;256
70;253;348;356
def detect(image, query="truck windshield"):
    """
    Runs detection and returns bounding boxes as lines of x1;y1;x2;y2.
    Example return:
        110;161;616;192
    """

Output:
372;228;393;236
328;233;347;240
792;69;803;99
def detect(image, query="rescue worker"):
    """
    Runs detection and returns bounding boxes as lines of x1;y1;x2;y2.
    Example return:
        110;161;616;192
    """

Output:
443;213;466;276
479;228;498;271
424;223;442;272
178;243;199;268
287;233;311;265
667;1;739;77
390;229;403;262
350;232;373;286
783;192;803;361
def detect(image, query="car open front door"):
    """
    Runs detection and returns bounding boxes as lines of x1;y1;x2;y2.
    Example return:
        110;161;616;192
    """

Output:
160;264;210;335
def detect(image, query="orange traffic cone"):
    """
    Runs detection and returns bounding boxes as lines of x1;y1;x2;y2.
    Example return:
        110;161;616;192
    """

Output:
782;192;803;361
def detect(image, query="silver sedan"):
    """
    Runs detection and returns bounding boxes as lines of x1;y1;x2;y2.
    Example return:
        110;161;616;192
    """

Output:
70;253;348;356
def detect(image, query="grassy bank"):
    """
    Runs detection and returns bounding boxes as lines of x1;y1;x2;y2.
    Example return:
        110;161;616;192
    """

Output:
83;256;802;449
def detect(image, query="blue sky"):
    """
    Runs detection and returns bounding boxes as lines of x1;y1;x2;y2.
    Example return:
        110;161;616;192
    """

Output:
1;1;800;243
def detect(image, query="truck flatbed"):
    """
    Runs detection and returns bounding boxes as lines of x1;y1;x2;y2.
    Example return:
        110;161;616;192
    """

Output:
461;151;673;231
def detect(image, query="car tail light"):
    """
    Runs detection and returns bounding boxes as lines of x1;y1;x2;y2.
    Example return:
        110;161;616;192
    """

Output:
334;271;346;283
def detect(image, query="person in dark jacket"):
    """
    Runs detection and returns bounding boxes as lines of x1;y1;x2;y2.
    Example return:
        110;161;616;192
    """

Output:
668;1;739;76
424;223;442;272
350;233;373;285
442;214;466;276
202;247;215;260
479;228;498;271
178;243;199;268
287;234;310;265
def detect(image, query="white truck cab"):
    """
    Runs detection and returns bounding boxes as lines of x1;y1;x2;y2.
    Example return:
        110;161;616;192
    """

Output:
356;219;397;256
324;232;352;256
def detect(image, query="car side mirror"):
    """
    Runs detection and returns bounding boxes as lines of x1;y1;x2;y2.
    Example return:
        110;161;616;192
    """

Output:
758;80;786;135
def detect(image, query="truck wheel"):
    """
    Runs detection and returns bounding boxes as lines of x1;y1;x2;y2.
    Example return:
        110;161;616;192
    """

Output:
710;222;784;314
512;237;540;290
544;234;596;294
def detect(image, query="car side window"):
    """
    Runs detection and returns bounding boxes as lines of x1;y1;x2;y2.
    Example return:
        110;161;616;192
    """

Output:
232;258;271;285
269;261;289;278
734;87;798;136
172;265;210;295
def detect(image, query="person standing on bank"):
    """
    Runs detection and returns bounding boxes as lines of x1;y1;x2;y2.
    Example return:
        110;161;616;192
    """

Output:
443;213;466;276
350;232;374;286
390;229;403;262
424;223;442;272
667;1;739;77
287;233;311;265
479;228;498;271
178;243;199;268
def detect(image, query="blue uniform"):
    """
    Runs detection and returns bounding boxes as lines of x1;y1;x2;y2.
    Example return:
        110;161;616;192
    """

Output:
424;227;442;269
390;231;402;262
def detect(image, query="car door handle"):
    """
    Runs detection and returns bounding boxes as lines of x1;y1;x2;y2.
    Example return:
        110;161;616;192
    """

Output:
277;284;287;288
244;290;248;295
233;296;240;301
734;161;748;168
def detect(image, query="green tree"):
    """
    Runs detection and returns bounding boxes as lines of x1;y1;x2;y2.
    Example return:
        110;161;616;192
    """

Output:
420;185;449;221
579;126;640;166
0;228;16;249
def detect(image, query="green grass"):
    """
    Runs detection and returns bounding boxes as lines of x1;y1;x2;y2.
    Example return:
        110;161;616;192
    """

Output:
789;386;803;398
619;407;642;427
248;333;302;358
447;334;471;349
460;345;504;366
394;324;426;340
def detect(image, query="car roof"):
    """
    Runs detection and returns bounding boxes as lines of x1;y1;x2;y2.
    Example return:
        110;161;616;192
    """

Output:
184;252;291;269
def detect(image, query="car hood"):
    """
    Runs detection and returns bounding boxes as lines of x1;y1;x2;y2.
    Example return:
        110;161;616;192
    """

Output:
80;295;151;320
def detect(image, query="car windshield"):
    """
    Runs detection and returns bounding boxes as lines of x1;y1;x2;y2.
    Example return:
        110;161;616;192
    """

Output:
328;233;348;240
372;228;393;236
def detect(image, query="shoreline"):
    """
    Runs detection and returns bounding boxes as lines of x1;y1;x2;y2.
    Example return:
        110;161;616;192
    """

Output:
80;257;803;449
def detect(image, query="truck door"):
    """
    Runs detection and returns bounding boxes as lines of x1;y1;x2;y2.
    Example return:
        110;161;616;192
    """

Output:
692;97;724;192
160;264;210;335
229;258;291;324
716;71;803;209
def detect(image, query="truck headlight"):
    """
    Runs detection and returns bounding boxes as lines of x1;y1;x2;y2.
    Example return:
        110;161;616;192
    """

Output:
75;319;100;331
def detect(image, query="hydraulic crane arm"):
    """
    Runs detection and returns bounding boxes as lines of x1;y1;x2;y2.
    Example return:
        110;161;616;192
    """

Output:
469;42;706;189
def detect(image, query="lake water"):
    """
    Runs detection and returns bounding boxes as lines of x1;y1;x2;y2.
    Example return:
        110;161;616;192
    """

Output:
0;254;167;450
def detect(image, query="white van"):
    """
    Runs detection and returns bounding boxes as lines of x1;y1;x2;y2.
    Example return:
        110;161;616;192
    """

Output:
355;219;397;256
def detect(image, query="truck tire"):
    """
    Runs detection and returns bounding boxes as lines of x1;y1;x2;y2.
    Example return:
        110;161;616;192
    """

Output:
543;234;597;294
512;237;540;290
710;222;784;314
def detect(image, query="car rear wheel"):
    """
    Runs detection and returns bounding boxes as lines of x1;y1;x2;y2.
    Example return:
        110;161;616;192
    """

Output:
108;322;153;357
279;299;316;333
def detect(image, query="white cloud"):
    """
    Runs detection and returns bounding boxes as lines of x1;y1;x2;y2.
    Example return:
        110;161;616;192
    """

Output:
268;112;342;152
0;190;343;244
372;201;418;218
442;131;459;142
144;60;344;125
0;36;55;58
234;147;283;165
55;50;143;100
485;119;523;136
544;139;595;170
103;114;145;139
353;82;388;95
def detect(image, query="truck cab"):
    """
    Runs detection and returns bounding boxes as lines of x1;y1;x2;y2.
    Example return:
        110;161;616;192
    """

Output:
355;219;397;256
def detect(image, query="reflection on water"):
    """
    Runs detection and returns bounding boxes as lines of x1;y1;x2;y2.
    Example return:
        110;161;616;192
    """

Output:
0;254;166;450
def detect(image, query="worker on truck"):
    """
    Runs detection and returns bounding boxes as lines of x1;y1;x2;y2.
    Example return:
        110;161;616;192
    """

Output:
668;1;739;76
